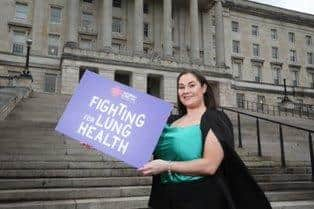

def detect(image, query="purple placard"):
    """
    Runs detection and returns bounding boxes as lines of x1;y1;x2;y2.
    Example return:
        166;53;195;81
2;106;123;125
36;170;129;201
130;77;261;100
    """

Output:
55;70;173;168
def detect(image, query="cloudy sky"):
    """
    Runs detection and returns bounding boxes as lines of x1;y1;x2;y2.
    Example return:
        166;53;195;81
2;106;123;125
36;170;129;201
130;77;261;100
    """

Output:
252;0;314;15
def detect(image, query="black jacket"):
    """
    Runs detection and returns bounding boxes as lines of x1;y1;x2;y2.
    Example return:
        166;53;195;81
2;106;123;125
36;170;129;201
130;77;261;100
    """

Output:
149;108;272;209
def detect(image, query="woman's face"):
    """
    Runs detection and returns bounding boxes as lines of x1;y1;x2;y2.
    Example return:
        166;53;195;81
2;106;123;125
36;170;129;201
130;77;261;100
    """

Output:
178;73;207;109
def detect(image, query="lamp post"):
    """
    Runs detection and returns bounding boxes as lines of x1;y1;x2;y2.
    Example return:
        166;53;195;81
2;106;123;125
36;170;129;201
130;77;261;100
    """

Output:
22;38;32;76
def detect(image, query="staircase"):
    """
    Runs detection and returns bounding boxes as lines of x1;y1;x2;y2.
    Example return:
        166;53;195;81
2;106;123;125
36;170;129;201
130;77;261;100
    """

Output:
0;92;313;209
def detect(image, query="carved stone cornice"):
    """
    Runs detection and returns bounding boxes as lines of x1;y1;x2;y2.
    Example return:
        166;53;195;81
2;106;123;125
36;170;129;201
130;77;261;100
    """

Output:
224;0;314;28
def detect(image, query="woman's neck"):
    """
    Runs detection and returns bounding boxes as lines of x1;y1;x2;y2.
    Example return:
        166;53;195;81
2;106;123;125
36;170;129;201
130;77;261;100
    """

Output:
185;105;206;118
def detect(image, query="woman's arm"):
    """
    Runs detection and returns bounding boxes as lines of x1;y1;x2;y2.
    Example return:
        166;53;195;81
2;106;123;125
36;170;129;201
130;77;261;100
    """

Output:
138;129;224;176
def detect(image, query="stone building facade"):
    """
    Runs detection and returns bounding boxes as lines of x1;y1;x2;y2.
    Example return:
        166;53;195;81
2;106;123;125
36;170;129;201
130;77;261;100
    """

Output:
0;0;313;108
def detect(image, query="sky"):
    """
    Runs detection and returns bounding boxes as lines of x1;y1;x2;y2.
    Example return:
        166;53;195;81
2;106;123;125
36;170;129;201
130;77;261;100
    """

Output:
252;0;314;15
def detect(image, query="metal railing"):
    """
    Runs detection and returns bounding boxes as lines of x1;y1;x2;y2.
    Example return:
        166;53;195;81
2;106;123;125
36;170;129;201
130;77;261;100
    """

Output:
221;106;314;181
237;99;314;119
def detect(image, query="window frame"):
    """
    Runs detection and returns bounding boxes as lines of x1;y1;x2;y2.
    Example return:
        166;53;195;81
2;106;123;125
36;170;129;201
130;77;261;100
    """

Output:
15;2;28;20
252;43;260;57
271;47;279;59
112;18;122;33
232;40;240;54
231;21;239;32
12;30;26;55
48;34;60;56
288;32;295;43
50;6;62;24
271;29;278;40
251;25;259;36
289;49;297;62
144;22;149;38
113;0;122;8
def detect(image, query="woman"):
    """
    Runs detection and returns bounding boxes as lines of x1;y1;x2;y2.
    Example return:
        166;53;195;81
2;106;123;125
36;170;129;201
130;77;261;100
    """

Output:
138;70;272;209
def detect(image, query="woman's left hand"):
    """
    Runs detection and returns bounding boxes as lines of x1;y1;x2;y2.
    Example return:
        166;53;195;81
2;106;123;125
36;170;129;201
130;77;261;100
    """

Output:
137;159;168;176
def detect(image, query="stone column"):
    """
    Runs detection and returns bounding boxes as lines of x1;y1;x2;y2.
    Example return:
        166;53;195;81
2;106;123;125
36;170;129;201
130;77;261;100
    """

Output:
132;73;147;92
99;68;115;80
163;75;177;103
190;0;200;61
100;0;112;51
134;0;144;55
32;0;46;54
61;65;80;94
202;12;211;65
163;0;172;58
215;0;226;67
65;0;79;48
179;5;187;60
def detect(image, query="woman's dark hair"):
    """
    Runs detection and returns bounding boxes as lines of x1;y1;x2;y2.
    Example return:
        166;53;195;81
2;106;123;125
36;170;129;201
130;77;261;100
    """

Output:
176;69;217;115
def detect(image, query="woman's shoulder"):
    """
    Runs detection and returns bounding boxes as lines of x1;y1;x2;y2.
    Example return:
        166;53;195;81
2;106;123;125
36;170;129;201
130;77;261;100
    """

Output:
166;114;182;125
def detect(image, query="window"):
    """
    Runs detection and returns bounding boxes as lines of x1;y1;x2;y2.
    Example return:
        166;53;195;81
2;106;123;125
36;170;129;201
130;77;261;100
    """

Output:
252;44;260;57
273;66;281;85
236;93;245;108
306;35;312;46
272;47;279;59
144;23;149;38
253;64;262;82
232;60;242;79
308;52;313;64
271;29;277;40
44;73;57;93
257;95;265;112
114;71;131;86
112;18;121;33
289;50;297;62
82;12;93;27
309;73;314;88
50;6;61;23
232;40;240;53
291;70;299;86
80;38;93;50
48;34;60;56
288;32;295;43
143;3;149;14
12;31;26;55
252;25;258;36
147;75;162;98
231;21;239;32
15;2;28;20
113;0;121;8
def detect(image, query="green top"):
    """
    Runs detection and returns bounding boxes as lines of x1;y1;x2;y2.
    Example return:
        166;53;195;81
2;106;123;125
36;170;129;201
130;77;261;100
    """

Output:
154;124;204;184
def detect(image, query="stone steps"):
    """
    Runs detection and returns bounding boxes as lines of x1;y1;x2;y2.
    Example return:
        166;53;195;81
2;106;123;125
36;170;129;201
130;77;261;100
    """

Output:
0;177;313;191
1;199;314;209
0;177;152;189
0;186;313;203
0;93;313;209
0;186;150;202
1;160;309;172
0;196;148;209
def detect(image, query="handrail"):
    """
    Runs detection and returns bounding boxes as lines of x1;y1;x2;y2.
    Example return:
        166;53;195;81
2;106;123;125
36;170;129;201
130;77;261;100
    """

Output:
221;106;314;181
222;107;314;132
237;99;314;119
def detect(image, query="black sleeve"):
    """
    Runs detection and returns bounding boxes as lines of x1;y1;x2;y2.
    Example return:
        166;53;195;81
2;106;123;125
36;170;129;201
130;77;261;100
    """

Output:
200;109;233;148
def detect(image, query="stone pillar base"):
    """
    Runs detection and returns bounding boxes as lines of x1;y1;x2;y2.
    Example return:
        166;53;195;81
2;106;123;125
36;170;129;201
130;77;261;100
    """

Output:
102;46;112;53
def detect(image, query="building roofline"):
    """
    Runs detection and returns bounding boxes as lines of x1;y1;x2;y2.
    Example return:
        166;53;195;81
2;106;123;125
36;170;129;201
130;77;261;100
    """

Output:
224;0;314;28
